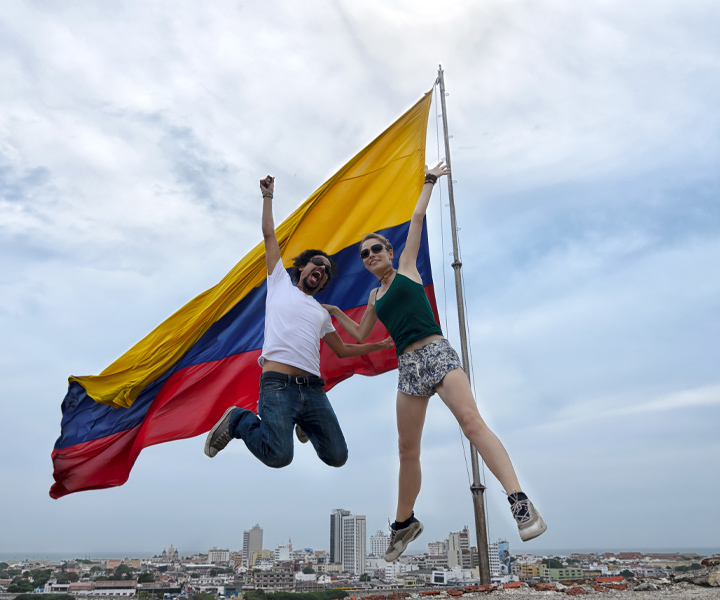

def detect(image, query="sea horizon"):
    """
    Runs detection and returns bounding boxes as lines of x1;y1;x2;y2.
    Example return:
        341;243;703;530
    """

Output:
1;546;718;562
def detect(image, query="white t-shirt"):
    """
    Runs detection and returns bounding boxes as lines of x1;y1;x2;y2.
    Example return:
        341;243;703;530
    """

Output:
258;259;335;376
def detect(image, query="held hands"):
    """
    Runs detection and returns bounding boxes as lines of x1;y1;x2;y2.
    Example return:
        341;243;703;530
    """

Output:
378;336;394;351
260;175;275;196
425;161;450;180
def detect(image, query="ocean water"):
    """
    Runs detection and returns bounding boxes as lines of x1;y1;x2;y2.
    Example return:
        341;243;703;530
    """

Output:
1;547;718;562
515;547;720;557
0;551;155;562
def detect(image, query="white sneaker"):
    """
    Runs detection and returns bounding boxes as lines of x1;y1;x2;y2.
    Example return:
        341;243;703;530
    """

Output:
204;407;237;458
509;492;547;541
384;516;423;562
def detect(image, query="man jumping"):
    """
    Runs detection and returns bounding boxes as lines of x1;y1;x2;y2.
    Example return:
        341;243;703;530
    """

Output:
204;175;392;467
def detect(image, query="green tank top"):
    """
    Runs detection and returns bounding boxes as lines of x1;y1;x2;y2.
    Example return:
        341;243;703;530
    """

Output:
374;273;443;355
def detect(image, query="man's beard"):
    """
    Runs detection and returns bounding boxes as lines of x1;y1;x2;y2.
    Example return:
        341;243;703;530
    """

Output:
301;272;321;293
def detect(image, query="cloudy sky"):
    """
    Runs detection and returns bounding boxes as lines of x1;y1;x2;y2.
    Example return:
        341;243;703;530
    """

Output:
2;0;719;560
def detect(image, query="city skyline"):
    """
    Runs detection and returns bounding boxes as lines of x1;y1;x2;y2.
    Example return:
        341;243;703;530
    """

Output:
2;0;719;556
3;533;719;564
2;541;715;593
6;541;714;597
3;543;717;564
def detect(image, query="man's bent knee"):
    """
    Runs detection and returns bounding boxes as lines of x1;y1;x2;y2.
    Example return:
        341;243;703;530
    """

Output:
320;448;348;468
261;449;294;469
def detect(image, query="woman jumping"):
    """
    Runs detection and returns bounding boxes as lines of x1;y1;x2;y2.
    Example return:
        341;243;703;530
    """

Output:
323;162;547;562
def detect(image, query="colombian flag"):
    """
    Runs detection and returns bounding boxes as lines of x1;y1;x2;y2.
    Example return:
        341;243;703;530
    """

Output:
51;91;439;498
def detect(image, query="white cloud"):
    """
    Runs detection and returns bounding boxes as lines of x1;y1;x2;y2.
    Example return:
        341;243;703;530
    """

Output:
1;0;719;557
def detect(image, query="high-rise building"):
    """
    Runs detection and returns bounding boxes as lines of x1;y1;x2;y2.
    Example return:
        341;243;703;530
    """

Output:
341;514;366;575
448;531;460;567
243;524;263;567
369;530;389;557
448;527;471;569
488;539;511;576
329;509;350;563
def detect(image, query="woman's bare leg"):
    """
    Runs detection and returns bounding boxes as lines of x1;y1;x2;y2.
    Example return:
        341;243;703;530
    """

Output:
395;391;430;522
435;368;522;494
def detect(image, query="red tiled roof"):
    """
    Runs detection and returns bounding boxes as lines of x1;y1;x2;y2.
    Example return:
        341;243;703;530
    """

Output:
94;580;138;588
69;582;94;590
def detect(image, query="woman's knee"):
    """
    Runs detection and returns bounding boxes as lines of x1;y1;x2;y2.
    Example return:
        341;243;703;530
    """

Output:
397;439;422;463
459;413;489;441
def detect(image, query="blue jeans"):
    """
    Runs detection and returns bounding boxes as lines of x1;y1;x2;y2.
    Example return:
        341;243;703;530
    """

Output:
230;373;348;469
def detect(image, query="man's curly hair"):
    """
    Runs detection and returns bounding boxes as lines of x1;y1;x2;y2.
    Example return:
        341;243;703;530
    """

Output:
290;249;338;292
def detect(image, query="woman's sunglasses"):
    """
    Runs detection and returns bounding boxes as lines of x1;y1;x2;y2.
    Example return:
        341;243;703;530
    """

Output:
309;256;332;279
360;243;387;260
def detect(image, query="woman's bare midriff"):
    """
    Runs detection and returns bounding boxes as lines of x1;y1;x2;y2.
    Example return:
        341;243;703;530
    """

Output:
400;333;444;355
262;360;315;377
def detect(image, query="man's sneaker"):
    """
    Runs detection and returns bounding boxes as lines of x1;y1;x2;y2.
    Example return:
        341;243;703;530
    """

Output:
204;407;238;458
295;424;309;444
508;491;547;541
384;515;423;562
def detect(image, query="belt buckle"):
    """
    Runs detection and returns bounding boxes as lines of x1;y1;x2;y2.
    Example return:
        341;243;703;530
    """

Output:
295;376;305;385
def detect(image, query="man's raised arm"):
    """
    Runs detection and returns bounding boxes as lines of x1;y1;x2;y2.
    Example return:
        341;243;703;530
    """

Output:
260;175;281;275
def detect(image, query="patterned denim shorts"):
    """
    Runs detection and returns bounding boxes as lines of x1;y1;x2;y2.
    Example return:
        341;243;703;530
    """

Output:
397;338;462;397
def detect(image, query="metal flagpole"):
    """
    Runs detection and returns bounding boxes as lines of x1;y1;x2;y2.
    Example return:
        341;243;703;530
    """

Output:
436;64;491;584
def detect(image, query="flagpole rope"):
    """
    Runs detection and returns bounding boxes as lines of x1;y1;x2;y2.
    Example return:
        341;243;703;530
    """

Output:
458;220;489;489
432;82;474;488
433;79;491;500
454;179;492;536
